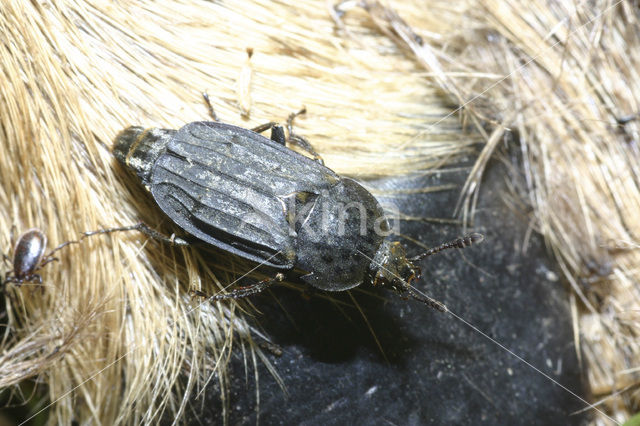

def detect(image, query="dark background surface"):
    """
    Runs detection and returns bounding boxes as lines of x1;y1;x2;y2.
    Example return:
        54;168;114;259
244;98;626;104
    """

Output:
185;153;588;425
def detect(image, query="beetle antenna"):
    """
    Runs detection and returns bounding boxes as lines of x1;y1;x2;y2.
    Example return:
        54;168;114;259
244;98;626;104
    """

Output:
399;280;448;312
409;233;484;262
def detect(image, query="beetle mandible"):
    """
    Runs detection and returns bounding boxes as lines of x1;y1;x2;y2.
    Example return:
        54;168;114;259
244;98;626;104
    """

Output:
109;98;483;312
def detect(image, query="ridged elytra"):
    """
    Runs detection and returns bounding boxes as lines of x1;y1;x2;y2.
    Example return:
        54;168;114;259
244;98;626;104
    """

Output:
108;102;483;311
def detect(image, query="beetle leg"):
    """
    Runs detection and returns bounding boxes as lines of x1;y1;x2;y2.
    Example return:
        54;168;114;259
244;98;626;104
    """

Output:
269;125;286;145
250;121;277;134
202;92;220;122
286;108;324;164
194;272;284;301
249;122;287;146
2;253;10;265
201;92;287;145
129;224;192;246
82;223;192;246
288;134;324;165
250;108;325;161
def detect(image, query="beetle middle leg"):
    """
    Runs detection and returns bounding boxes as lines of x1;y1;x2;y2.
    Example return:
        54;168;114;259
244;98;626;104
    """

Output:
251;122;286;145
202;92;220;122
251;108;324;164
201;92;323;161
285;108;324;164
202;91;283;142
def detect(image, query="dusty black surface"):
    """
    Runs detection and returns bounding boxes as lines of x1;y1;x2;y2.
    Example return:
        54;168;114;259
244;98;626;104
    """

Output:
182;156;587;425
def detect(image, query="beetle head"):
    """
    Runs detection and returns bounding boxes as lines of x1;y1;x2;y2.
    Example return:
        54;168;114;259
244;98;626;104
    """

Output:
369;234;484;312
371;241;419;288
370;240;448;312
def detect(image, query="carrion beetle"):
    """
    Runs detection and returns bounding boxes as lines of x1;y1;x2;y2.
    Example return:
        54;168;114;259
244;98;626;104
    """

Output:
106;98;482;312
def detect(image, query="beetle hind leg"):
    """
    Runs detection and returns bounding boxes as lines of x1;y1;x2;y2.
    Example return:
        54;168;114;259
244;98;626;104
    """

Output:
193;273;284;302
202;92;220;122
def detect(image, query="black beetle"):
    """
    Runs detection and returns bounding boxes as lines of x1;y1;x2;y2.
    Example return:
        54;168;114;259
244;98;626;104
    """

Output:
110;102;482;311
